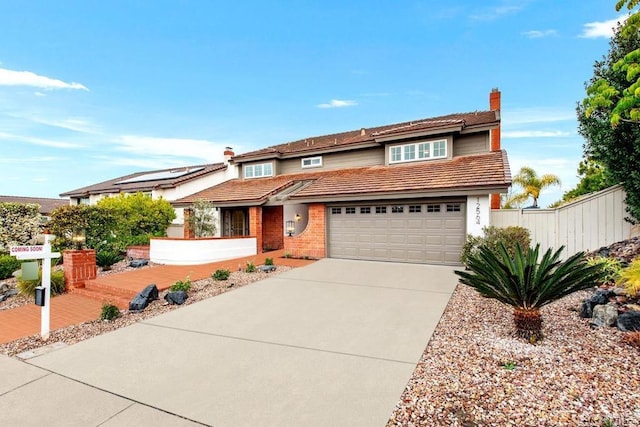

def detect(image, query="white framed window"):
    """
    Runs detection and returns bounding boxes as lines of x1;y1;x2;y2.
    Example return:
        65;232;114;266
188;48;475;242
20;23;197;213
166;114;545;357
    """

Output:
389;139;447;164
301;156;322;168
244;162;273;179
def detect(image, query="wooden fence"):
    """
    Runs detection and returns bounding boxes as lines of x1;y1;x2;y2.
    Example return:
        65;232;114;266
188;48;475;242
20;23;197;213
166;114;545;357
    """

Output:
490;185;634;258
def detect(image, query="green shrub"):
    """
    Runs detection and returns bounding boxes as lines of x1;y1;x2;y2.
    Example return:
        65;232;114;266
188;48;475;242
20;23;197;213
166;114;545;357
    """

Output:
96;251;123;271
0;255;21;279
16;269;66;297
619;259;640;297
170;277;192;292
455;243;603;342
586;256;623;285
212;269;231;281
264;257;274;266
460;226;531;266
245;261;256;273
100;303;121;321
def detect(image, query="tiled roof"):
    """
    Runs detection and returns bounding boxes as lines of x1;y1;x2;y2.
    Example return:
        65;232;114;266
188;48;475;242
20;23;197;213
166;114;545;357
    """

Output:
0;196;68;215
60;163;227;198
233;111;498;161
176;150;510;205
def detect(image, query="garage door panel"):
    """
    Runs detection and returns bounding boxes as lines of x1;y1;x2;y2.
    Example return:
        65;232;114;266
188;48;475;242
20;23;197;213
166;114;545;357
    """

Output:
328;202;465;265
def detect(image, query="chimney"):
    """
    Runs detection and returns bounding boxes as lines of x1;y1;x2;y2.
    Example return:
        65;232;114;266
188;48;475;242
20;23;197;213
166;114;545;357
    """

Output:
223;146;234;164
489;88;502;210
489;88;501;152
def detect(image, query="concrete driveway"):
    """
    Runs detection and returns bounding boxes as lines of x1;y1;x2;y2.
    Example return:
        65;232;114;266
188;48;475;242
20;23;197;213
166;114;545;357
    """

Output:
4;259;458;426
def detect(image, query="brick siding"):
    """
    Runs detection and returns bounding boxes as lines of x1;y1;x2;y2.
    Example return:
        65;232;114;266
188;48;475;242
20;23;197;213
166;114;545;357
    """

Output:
284;203;326;258
262;206;284;251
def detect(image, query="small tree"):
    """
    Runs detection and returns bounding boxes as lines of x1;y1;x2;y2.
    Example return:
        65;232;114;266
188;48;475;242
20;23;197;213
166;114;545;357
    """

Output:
508;166;561;208
187;199;217;237
0;202;42;253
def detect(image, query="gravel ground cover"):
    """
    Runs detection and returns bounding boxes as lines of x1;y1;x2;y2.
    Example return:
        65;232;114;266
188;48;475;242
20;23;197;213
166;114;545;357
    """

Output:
387;285;640;427
0;264;291;356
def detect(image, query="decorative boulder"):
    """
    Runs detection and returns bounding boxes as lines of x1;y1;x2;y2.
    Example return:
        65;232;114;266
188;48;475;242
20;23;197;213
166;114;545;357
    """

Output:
164;291;187;305
259;265;276;272
139;284;158;301
591;304;618;327
617;311;640;332
580;289;616;318
129;259;149;268
128;284;159;311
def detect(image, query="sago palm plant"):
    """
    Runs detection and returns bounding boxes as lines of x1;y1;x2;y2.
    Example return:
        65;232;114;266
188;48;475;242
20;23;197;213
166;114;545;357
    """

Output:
455;243;603;342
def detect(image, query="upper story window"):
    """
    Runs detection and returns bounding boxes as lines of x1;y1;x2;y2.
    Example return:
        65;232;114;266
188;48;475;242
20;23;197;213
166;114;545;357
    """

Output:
244;162;273;179
389;139;447;164
301;156;322;169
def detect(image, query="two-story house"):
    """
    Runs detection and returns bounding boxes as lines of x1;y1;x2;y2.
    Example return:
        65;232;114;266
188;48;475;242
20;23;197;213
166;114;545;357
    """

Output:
60;148;238;237
174;90;511;265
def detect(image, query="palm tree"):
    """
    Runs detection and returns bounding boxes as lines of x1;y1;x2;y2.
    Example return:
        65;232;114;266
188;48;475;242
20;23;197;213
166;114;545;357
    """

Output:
508;166;561;208
455;243;603;343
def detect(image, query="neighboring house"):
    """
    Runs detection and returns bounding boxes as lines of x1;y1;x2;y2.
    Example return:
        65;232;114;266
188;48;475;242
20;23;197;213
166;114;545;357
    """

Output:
0;195;68;218
174;89;511;265
59;148;238;237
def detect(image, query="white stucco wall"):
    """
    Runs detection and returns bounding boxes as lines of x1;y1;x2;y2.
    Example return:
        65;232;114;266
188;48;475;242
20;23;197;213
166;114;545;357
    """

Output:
466;195;490;236
150;237;257;265
283;204;308;236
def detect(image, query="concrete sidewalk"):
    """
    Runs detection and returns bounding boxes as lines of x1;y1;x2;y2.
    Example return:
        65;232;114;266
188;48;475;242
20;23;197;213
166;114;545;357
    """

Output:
1;259;458;427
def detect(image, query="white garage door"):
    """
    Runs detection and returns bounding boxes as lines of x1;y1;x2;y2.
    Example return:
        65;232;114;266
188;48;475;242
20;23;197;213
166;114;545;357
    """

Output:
328;201;465;265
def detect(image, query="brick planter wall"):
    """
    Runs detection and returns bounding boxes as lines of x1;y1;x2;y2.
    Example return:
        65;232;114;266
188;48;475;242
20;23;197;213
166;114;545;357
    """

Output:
126;245;150;259
284;203;326;258
63;249;97;290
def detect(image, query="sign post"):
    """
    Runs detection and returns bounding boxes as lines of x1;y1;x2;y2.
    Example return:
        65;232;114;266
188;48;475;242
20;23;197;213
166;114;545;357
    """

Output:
10;235;61;340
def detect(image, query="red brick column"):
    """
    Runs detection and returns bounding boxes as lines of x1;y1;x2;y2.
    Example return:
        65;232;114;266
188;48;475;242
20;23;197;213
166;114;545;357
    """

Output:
249;206;263;253
284;203;326;258
183;208;195;239
63;249;97;290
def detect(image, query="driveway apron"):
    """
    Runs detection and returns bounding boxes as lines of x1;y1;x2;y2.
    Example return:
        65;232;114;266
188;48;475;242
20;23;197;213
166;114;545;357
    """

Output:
24;259;458;426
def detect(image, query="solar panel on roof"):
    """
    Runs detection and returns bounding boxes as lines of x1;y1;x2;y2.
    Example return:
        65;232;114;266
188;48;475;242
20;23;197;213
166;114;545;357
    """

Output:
116;166;205;184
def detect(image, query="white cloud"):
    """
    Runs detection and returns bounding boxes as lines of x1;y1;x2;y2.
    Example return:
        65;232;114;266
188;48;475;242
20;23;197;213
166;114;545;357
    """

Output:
502;107;576;126
502;130;572;138
579;16;627;39
470;1;526;21
522;29;557;39
0;67;88;91
0;132;82;148
96;155;193;170
0;156;60;164
28;116;100;134
116;135;228;162
316;99;358;109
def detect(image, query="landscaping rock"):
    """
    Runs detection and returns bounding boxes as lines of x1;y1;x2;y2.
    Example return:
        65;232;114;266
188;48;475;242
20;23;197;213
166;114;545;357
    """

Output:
139;284;158;301
129;259;149;268
259;265;276;272
591;304;618;327
128;284;158;311
617;311;640;331
579;301;593;318
580;289;616;318
164;291;187;305
588;236;640;266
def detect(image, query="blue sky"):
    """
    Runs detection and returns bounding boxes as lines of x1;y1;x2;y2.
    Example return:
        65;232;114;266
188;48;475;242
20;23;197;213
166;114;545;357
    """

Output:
0;1;627;207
